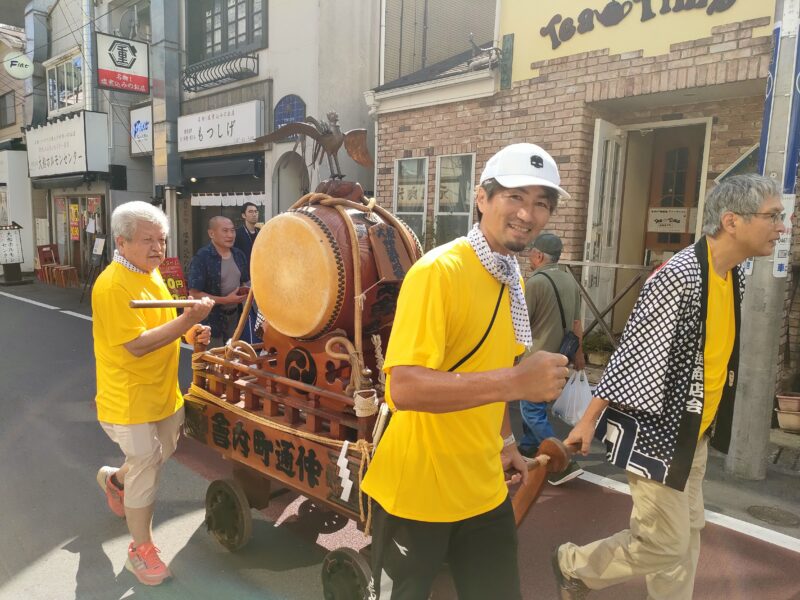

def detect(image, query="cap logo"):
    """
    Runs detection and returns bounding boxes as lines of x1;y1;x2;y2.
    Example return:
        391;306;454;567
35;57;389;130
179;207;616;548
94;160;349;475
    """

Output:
530;155;544;168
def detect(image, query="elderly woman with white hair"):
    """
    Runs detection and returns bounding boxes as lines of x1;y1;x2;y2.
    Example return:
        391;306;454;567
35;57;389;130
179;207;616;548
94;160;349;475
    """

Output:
92;200;213;586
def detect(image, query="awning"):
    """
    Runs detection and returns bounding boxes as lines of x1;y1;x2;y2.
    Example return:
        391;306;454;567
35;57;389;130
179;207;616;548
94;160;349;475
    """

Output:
182;154;264;179
31;172;105;189
190;192;267;207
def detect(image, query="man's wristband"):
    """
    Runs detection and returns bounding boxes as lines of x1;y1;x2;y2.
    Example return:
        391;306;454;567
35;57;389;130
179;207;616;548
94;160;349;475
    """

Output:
503;433;516;448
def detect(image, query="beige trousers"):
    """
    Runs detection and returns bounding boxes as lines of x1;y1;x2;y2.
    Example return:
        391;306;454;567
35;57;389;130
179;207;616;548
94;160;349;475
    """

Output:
559;437;708;600
100;407;184;508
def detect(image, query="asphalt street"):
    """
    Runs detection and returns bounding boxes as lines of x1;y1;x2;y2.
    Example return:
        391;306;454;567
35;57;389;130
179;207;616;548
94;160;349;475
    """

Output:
0;282;799;600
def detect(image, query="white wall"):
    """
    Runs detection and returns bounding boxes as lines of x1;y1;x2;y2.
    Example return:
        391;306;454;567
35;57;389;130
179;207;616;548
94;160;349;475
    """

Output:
0;151;35;271
181;0;381;215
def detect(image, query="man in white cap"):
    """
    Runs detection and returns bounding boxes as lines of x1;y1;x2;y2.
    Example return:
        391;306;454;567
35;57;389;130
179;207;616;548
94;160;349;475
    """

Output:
362;143;571;599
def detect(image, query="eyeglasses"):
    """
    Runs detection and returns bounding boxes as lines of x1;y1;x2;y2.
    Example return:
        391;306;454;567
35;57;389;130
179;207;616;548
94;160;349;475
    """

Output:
735;211;785;224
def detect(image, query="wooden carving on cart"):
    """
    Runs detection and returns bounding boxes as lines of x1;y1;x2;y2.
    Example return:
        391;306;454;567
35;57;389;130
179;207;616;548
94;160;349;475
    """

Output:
256;110;373;178
129;178;573;598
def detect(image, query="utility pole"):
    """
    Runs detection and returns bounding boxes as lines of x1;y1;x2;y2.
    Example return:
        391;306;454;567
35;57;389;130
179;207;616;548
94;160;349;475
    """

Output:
726;0;799;479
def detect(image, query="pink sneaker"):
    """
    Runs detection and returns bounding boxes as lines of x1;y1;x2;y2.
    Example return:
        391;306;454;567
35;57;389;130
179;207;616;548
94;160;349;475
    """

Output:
125;541;172;585
96;466;125;517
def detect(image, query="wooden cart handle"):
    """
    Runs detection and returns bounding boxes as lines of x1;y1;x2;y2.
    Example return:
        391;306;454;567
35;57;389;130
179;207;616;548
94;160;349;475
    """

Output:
130;299;202;308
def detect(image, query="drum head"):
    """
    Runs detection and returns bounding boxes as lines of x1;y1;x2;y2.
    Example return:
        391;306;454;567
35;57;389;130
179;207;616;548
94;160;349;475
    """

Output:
251;211;344;339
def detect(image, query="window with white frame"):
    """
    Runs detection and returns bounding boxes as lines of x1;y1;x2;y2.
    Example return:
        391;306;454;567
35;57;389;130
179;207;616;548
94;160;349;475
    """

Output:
45;52;83;116
394;157;428;245
193;0;266;60
434;153;475;247
0;92;14;127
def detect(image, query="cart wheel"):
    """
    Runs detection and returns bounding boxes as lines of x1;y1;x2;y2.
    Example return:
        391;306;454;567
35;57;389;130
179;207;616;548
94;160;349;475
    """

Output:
205;478;253;551
321;547;372;600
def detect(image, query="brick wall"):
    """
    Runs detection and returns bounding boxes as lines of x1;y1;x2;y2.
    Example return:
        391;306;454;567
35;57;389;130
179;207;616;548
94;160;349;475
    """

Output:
376;17;773;267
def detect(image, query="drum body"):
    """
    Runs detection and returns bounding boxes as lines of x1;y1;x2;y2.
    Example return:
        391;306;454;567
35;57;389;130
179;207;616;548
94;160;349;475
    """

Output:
251;204;417;340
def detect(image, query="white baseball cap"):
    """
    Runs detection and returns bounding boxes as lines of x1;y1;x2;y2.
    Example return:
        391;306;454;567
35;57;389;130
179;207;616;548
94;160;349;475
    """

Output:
479;143;570;199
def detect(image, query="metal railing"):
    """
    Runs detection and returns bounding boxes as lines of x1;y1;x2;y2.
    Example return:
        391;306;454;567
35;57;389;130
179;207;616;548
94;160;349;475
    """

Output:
181;50;259;93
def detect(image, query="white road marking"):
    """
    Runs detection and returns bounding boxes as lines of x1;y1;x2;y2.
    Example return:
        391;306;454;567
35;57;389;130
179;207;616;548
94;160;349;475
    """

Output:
578;471;800;553
2;291;197;350
60;310;92;321
0;291;60;310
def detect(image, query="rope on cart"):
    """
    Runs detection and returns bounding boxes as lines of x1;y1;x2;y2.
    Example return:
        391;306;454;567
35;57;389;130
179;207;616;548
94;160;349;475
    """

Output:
354;438;373;536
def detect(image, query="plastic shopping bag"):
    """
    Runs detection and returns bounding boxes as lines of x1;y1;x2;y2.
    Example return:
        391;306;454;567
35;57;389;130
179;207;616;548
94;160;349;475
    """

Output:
552;370;592;426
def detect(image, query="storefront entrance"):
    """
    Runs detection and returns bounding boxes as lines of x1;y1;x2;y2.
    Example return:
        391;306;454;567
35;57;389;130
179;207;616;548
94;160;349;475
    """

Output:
53;194;105;280
583;118;711;332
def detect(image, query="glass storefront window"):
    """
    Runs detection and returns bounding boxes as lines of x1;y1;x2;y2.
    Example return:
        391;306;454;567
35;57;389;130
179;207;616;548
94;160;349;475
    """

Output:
394;157;428;245
434;154;475;247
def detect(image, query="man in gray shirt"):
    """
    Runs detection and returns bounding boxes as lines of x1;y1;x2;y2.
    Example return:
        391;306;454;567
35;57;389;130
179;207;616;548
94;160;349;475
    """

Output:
187;216;250;348
520;233;585;485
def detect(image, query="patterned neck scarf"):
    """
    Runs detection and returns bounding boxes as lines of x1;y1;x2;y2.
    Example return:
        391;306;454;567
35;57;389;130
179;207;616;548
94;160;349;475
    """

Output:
467;224;532;348
114;249;150;274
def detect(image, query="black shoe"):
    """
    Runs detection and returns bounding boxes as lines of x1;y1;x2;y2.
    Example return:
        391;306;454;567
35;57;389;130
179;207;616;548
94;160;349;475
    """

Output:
548;461;584;486
551;546;590;599
518;444;538;458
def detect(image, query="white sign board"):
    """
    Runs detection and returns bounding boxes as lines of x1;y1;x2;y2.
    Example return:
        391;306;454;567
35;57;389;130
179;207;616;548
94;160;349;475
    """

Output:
25;111;109;177
2;51;33;80
96;32;150;94
647;208;688;233
772;194;795;278
130;104;153;155
178;100;263;152
0;151;7;184
0;227;23;264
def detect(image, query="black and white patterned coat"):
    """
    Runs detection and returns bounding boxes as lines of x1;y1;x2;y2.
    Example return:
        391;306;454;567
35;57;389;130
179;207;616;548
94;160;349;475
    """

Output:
594;237;744;491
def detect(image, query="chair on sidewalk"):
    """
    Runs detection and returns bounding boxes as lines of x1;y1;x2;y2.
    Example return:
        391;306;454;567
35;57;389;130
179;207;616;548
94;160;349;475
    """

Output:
36;245;60;284
53;265;79;288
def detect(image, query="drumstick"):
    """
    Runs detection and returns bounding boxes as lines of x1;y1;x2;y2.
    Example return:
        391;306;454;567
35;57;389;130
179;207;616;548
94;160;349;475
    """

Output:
130;299;202;308
512;437;573;526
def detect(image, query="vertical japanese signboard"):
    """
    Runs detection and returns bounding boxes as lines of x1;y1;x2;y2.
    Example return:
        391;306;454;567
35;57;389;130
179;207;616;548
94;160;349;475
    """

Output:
69;203;80;241
96;32;150;94
159;258;188;300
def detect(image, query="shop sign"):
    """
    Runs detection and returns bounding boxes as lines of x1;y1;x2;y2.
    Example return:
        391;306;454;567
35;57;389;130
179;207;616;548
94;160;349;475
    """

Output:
0;223;24;264
69;203;80;241
0;151;7;184
96;33;150;94
130;104;153;156
25;111;109;177
159;257;188;300
772;194;795;278
540;0;739;51
501;0;775;82
2;51;33;80
178;100;264;153
647;207;687;233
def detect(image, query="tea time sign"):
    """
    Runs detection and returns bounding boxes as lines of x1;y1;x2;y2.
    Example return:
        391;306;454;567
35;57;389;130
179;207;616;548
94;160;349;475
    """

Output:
500;0;775;82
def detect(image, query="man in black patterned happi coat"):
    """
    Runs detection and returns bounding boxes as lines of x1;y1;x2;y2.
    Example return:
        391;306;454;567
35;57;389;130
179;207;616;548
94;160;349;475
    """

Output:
551;174;785;600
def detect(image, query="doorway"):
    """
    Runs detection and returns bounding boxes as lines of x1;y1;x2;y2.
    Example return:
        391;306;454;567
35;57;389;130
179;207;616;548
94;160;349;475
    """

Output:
583;118;711;332
273;151;309;215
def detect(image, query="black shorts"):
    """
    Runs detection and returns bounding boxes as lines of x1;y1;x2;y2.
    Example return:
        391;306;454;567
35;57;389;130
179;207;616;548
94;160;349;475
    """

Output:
367;496;521;600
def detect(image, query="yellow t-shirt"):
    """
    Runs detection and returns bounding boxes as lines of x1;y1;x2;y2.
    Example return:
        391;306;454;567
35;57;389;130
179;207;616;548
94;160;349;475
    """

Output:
361;238;525;522
92;261;183;425
701;244;735;438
